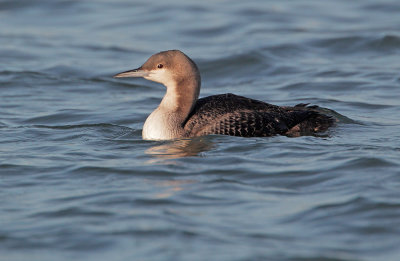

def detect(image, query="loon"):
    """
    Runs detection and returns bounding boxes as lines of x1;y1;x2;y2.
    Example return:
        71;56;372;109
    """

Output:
114;50;335;140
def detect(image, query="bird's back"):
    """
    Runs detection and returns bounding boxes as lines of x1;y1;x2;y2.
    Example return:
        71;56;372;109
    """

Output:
182;93;335;137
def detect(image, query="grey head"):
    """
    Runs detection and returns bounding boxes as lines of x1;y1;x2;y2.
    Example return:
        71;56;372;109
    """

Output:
114;50;201;92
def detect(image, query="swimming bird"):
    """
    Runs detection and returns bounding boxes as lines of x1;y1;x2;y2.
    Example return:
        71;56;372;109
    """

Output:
114;50;335;140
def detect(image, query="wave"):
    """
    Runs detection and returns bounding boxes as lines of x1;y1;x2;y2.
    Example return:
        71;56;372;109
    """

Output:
311;34;400;54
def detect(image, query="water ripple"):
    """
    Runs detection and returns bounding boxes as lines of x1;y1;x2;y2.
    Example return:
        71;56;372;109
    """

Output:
312;35;400;54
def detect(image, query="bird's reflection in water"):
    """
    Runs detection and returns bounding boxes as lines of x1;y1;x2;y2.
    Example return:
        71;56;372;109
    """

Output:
145;136;214;164
152;179;195;199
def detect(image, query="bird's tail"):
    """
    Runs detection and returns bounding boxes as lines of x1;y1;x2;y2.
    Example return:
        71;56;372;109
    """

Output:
286;104;336;137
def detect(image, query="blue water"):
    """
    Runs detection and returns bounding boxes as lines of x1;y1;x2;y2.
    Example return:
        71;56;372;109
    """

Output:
1;0;400;260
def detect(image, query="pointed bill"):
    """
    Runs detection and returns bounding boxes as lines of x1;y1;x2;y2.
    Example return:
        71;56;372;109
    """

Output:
113;67;149;78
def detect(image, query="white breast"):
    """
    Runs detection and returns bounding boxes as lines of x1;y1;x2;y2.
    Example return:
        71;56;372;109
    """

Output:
142;108;183;140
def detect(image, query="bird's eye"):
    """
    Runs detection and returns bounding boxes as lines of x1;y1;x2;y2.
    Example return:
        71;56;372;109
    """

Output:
157;64;163;69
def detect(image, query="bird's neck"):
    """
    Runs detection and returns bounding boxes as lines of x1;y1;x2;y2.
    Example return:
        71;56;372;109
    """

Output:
161;78;199;116
143;76;200;140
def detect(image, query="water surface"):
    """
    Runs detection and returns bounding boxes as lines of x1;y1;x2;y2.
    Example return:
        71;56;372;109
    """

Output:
1;0;400;260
